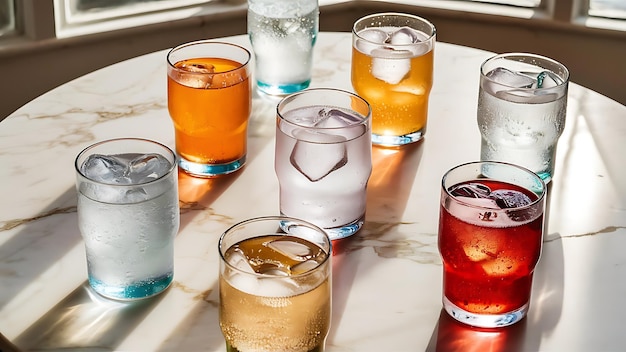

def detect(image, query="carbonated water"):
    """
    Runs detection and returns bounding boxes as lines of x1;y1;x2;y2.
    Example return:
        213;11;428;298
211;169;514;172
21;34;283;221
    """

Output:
77;151;179;300
248;0;318;95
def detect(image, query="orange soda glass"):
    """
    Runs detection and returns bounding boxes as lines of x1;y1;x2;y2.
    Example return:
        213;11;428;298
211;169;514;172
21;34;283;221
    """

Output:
351;13;435;147
167;41;251;177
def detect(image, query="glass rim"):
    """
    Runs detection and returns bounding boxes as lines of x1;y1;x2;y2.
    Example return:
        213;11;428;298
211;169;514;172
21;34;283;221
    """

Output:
352;12;437;44
441;161;547;211
480;52;570;90
75;137;177;187
276;87;372;129
166;40;252;75
218;215;332;278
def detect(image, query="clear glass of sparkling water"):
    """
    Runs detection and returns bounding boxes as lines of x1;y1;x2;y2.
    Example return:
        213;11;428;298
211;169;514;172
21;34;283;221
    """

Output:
477;53;569;183
247;0;319;95
275;88;372;240
75;138;179;300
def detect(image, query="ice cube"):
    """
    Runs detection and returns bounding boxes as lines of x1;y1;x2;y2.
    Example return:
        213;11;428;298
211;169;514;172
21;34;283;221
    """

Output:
290;128;348;182
355;28;389;55
267;238;315;262
81;154;129;184
449;183;491;198
256;277;299;299
481;257;520;277
389;27;421;45
463;237;498;262
127;153;172;184
314;108;361;128
370;47;413;85
486;67;536;89
290;259;320;275
488;189;532;209
227;248;256;274
177;62;214;89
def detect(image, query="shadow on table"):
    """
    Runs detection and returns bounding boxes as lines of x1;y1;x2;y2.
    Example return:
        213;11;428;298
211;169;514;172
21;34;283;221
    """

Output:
328;141;425;341
425;309;529;352
13;282;165;351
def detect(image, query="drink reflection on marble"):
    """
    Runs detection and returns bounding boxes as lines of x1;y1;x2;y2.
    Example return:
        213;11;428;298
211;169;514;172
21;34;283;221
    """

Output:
351;12;435;146
438;161;546;328
167;41;252;177
75;138;179;300
247;0;318;95
477;53;569;183
275;88;372;240
219;216;332;352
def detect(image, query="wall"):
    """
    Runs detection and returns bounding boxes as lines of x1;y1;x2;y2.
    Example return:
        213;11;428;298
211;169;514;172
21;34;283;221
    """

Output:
0;1;624;121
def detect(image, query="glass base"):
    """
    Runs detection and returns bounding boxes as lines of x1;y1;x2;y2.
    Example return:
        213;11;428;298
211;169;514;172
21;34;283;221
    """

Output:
279;214;364;241
256;79;310;96
89;273;172;301
372;129;425;147
443;296;528;328
178;155;246;178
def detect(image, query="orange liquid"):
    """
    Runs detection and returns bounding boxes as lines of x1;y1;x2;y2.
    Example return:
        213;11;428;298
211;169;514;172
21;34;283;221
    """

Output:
351;47;433;137
167;57;251;165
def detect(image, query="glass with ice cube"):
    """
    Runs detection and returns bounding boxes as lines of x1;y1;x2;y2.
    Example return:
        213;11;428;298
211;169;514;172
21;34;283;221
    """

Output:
275;88;372;240
219;216;331;352
438;161;546;328
478;53;569;183
167;40;251;177
248;0;318;95
351;12;435;146
75;138;179;300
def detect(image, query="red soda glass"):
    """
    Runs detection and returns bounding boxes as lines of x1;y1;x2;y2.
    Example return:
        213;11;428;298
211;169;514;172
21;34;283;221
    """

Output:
438;161;546;328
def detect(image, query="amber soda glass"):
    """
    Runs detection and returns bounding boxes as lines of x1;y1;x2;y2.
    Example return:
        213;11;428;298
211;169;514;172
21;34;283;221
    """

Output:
167;41;251;177
351;13;435;146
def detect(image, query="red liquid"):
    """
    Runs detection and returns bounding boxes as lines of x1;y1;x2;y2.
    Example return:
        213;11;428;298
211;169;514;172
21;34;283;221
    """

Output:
438;180;543;315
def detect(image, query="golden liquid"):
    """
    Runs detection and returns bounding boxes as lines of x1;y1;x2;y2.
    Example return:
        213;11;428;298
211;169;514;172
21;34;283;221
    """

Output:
167;57;251;165
351;47;433;137
220;235;330;352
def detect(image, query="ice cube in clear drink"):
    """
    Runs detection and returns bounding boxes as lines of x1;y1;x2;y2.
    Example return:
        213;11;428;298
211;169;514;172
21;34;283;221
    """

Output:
127;153;172;184
486;67;536;89
81;154;128;184
289;126;348;182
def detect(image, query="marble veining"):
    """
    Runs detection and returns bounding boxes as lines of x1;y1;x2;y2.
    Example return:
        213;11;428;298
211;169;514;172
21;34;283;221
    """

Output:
0;33;625;351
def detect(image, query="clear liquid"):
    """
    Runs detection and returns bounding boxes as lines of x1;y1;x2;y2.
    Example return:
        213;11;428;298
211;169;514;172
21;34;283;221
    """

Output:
275;106;371;237
78;185;179;300
248;1;318;93
477;87;567;182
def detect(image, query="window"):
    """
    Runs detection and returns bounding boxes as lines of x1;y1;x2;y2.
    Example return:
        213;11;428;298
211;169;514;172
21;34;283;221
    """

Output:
0;0;15;37
589;0;626;20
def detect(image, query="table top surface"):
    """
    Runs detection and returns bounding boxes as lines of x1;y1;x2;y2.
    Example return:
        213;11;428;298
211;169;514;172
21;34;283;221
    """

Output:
1;32;625;352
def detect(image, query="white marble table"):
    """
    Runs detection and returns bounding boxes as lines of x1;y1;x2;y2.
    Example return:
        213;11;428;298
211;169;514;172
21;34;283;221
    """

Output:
1;32;625;352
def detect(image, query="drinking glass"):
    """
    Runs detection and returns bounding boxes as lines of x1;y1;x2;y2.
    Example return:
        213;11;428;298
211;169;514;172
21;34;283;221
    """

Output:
248;0;319;95
75;138;179;300
477;53;569;183
275;88;372;240
167;41;251;177
219;216;332;352
438;161;546;328
351;12;436;146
